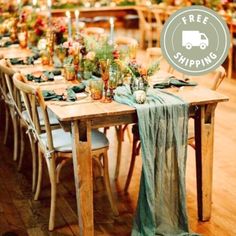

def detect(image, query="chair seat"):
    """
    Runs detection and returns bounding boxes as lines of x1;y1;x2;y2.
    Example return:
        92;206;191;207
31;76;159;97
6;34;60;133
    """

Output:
22;107;59;126
40;129;109;152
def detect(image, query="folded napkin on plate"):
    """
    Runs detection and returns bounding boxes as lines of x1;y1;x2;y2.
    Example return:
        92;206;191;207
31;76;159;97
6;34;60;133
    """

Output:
27;70;62;83
26;74;43;83
66;88;77;101
0;41;16;47
42;90;64;101
42;89;78;102
10;58;25;65
10;53;40;65
42;71;55;81
71;84;86;93
153;77;197;89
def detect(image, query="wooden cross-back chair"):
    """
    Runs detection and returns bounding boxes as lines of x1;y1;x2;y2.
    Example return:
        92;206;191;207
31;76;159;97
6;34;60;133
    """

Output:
123;65;227;193
13;73;119;231
151;8;163;47
0;59;40;193
0;59;20;162
136;6;156;49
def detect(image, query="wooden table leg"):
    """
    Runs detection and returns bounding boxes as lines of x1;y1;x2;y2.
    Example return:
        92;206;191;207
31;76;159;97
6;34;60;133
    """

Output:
71;120;94;236
194;103;217;221
114;125;123;180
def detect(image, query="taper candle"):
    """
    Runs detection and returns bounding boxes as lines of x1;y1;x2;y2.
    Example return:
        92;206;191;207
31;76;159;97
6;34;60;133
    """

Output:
75;10;80;35
66;11;72;39
47;0;51;18
109;17;114;44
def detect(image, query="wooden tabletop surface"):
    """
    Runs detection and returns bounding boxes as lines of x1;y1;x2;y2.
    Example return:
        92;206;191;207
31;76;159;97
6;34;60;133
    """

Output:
47;86;229;122
0;47;32;59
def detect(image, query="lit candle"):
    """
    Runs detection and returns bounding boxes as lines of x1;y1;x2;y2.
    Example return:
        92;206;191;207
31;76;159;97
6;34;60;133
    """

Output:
32;0;37;7
109;17;114;44
47;0;52;18
17;0;21;12
66;11;72;39
75;10;80;35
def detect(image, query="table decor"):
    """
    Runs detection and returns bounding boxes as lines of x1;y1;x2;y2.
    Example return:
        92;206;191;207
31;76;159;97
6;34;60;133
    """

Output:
114;85;198;236
26;13;47;47
51;18;66;45
66;11;72;39
153;76;198;89
94;38;117;102
75;10;80;35
64;64;76;81
109;17;115;44
89;78;103;100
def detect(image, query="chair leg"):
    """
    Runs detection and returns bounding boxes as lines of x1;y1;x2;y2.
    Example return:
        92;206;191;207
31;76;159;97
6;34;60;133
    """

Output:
34;149;43;200
3;106;10;145
56;159;67;184
30;137;37;193
48;156;57;231
125;125;132;143
114;125;122;180
11;112;19;161
124;137;140;194
103;152;119;216
17;125;25;171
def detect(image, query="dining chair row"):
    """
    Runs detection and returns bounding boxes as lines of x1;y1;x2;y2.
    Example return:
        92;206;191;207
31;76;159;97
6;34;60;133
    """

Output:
0;59;120;231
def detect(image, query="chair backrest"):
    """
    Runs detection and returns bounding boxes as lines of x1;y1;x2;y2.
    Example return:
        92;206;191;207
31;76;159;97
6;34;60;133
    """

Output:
0;59;19;110
136;6;151;28
211;66;226;90
114;36;138;60
13;73;54;153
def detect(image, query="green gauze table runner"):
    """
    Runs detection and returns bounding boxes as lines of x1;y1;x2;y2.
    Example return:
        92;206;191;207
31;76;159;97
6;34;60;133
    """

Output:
114;86;199;236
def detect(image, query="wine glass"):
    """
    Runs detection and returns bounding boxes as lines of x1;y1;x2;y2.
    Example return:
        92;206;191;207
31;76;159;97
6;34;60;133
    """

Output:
109;67;118;99
100;59;111;103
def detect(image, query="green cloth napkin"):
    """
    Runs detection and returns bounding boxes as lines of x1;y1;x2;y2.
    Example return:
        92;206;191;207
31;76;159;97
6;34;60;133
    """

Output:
26;74;43;83
43;71;54;81
10;58;25;65
0;41;14;47
66;88;77;101
71;84;86;93
42;90;64;101
42;89;78;102
114;86;199;236
153;77;197;89
10;53;40;65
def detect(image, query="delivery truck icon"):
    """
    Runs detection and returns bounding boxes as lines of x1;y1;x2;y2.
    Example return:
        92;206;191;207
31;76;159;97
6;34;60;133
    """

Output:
182;31;209;50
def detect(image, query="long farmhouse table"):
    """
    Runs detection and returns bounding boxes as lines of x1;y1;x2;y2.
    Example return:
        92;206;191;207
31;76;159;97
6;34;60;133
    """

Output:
47;85;228;235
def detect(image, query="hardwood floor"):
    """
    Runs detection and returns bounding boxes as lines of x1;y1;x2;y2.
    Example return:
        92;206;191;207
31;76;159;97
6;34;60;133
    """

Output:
0;59;236;235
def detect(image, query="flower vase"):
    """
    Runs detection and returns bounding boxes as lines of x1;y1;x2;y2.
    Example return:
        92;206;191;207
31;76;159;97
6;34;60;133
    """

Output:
100;59;111;103
130;76;149;104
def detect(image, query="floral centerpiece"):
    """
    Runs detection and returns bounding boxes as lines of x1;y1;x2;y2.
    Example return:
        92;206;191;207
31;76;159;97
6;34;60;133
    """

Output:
51;18;66;44
117;59;159;94
26;13;47;46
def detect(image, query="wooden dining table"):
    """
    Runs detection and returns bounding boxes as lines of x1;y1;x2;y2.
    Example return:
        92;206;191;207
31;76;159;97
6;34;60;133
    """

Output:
0;46;229;235
47;85;228;235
